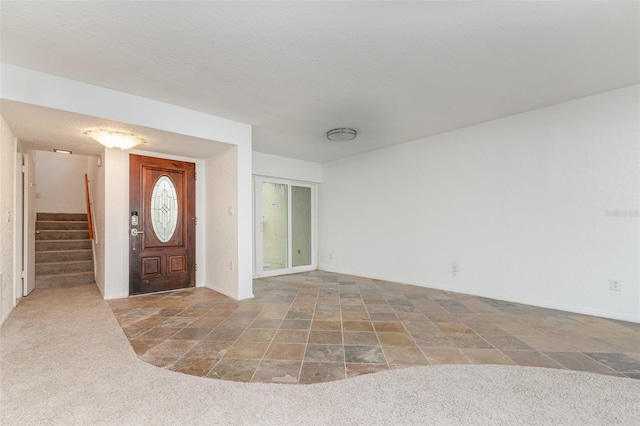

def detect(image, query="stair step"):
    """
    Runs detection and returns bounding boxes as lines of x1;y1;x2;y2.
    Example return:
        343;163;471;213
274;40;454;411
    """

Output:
35;249;93;263
36;240;92;251
35;230;89;240
35;271;95;289
32;212;96;289
36;220;89;231
37;213;88;222
36;260;94;275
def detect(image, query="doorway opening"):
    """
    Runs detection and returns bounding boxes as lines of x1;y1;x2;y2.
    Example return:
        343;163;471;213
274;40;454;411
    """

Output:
19;150;96;296
254;176;316;277
129;154;196;294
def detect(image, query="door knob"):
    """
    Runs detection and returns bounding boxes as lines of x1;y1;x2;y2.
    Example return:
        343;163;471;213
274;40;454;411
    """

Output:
130;228;144;237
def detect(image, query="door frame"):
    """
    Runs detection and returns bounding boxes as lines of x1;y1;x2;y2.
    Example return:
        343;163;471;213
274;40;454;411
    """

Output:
14;151;24;299
253;176;317;278
22;151;36;297
128;154;196;295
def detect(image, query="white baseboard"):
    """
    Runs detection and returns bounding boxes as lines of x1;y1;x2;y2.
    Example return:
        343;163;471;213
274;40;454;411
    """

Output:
318;267;640;324
206;283;238;300
468;290;640;323
0;310;11;327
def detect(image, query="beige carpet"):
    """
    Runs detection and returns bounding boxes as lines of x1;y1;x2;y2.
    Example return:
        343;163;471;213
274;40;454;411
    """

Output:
1;284;639;425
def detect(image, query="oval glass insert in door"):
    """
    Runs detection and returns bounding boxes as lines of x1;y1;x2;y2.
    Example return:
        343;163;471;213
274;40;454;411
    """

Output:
151;175;178;242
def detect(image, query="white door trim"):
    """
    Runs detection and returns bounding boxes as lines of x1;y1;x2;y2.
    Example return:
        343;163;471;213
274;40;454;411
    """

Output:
22;151;36;296
14;151;24;303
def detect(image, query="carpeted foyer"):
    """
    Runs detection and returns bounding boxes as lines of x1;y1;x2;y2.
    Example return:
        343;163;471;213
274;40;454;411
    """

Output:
109;271;640;384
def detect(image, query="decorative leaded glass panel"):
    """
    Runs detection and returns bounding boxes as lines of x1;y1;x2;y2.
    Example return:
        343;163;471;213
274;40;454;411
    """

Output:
151;175;178;242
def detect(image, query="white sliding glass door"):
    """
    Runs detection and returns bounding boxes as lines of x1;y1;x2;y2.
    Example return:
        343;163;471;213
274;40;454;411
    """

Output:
254;177;316;277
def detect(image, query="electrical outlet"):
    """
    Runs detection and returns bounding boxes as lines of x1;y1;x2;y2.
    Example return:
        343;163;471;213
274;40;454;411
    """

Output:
609;280;621;291
452;263;459;276
328;252;333;260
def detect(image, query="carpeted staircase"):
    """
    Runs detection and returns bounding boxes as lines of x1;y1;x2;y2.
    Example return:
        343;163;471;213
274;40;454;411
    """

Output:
35;213;95;289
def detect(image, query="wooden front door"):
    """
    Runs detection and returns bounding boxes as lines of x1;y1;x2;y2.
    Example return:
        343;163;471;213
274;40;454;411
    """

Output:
129;155;196;295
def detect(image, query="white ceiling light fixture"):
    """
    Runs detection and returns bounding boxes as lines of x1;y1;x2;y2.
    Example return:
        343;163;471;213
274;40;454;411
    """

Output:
83;129;146;150
327;128;357;142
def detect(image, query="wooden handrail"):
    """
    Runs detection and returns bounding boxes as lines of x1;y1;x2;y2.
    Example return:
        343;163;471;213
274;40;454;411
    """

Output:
84;174;94;240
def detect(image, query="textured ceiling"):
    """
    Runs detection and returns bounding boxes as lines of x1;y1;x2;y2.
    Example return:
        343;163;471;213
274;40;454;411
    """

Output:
1;2;638;163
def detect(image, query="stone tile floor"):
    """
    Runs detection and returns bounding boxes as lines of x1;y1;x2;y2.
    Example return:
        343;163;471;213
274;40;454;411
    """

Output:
108;271;640;384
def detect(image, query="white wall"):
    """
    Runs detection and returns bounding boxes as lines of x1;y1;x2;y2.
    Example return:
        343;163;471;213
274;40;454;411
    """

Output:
320;85;639;322
205;147;249;299
2;64;253;300
102;149;128;299
236;141;254;300
253;152;322;183
87;152;105;296
0;115;17;325
34;151;87;213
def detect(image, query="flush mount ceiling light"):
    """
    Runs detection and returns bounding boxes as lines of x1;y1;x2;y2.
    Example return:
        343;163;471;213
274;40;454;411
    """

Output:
53;149;72;154
327;128;357;142
83;129;146;150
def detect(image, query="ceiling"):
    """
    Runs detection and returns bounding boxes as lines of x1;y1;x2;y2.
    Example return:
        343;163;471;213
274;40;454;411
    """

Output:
1;2;638;163
0;100;232;158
